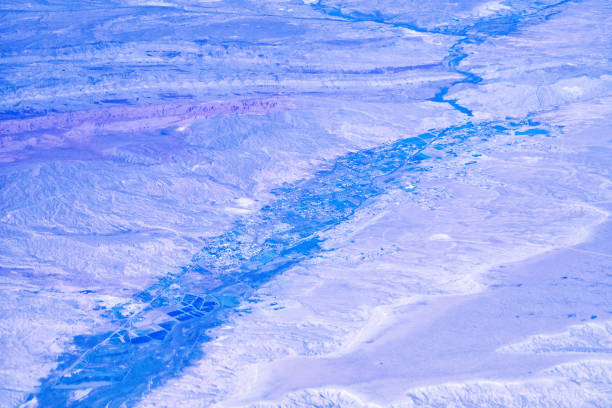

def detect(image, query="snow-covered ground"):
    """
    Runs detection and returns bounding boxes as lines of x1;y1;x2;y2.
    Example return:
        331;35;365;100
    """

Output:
0;1;610;407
